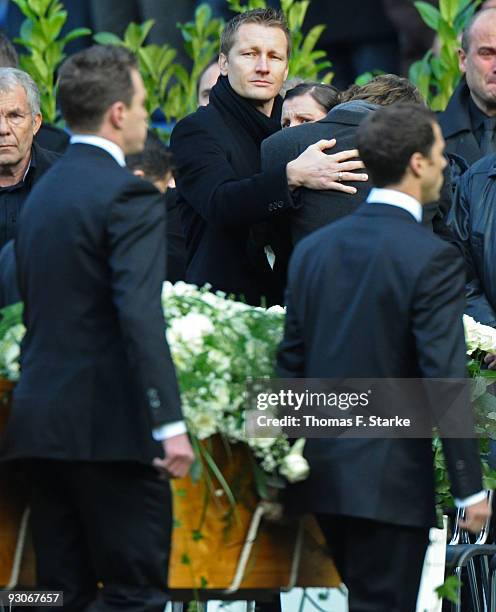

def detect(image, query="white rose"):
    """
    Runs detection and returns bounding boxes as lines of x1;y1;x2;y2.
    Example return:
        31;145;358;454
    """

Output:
167;313;214;351
279;438;310;483
266;305;285;315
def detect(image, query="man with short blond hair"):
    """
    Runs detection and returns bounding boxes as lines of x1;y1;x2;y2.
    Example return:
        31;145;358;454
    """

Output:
171;8;367;306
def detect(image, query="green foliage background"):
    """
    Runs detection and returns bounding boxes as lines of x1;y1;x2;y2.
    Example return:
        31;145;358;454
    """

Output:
12;0;484;123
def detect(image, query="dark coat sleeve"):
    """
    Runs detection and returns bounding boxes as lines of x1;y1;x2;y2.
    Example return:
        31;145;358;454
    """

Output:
276;284;305;378
412;244;483;500
448;172;496;327
107;180;183;428
170;114;294;230
0;240;20;309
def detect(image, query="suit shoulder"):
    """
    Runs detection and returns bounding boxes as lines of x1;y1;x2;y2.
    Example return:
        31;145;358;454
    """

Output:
171;105;220;142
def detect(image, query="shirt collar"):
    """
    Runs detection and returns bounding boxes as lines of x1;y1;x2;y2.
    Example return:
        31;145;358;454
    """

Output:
69;135;126;167
366;188;422;223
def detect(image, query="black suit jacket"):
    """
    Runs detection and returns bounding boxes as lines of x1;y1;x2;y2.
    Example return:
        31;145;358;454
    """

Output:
2;144;183;464
170;104;294;306
263;101;467;281
0;240;19;308
262;100;375;246
277;203;482;528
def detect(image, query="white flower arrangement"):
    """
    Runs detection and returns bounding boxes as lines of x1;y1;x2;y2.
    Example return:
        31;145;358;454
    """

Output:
0;287;310;491
162;281;309;483
463;314;496;354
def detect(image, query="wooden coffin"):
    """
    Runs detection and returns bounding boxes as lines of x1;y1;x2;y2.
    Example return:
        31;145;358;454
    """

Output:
0;378;36;587
169;437;340;591
1;378;339;593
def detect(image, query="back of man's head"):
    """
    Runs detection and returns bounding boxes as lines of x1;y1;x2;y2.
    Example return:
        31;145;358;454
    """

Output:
341;74;424;106
0;32;19;68
58;45;138;132
357;103;436;187
126;131;173;189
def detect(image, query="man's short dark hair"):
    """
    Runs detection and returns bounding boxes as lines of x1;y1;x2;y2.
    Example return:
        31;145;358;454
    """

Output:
58;45;138;132
461;8;496;52
341;74;424;106
284;82;340;113
220;8;291;58
0;32;19;68
126;131;173;182
357;103;437;187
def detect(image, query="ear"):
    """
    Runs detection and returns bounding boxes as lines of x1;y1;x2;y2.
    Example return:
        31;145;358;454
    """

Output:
458;48;467;74
132;169;145;179
32;113;42;136
108;101;126;130
219;52;229;76
409;152;424;179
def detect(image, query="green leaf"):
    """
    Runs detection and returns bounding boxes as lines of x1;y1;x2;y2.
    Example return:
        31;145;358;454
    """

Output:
301;24;326;56
191;529;204;541
11;0;37;20
435;575;461;604
44;11;66;42
124;20;155;51
438;18;457;43
200;576;208;588
181;553;191;565
355;71;374;86
60;27;92;44
0;303;23;341
195;3;212;34
439;0;458;23
414;1;441;30
93;31;123;46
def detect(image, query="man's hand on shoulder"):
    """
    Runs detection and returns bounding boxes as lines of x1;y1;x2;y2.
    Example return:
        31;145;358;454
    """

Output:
286;139;368;194
153;433;195;479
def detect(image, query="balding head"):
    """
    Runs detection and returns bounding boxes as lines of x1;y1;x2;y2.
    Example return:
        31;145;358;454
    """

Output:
459;8;496;115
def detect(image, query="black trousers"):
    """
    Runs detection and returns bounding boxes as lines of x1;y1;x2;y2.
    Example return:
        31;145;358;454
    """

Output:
317;514;430;612
27;460;172;612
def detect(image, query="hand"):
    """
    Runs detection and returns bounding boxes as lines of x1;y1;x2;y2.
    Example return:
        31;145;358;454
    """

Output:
153;433;195;479
459;498;492;534
484;353;496;370
286;138;368;194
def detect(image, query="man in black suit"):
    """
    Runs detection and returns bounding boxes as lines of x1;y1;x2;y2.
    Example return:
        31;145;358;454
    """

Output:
170;8;367;307
277;103;490;611
2;45;194;611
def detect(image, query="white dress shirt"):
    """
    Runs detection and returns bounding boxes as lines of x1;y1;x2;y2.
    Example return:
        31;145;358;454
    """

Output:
70;134;187;442
366;187;422;222
367;188;485;509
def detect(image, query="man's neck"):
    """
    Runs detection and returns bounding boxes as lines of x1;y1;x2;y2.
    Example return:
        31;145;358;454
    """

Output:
254;98;274;117
383;183;422;204
0;155;31;188
470;91;496;118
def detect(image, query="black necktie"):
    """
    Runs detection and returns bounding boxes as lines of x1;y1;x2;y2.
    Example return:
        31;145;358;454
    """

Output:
480;116;496;156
